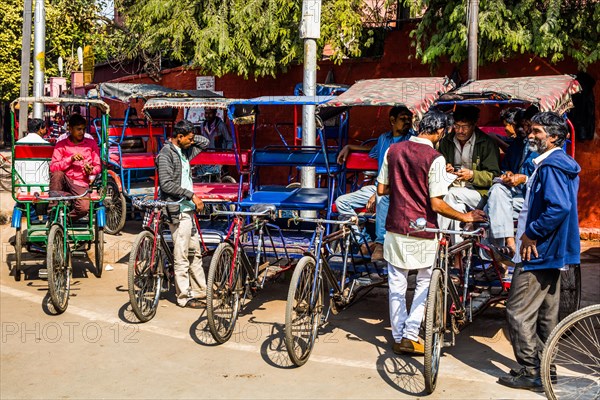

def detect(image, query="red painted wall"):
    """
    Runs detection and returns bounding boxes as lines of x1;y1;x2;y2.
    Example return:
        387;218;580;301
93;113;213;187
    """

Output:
97;26;599;229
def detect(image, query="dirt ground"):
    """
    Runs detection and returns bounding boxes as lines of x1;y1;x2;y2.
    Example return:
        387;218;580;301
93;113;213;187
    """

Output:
0;166;599;399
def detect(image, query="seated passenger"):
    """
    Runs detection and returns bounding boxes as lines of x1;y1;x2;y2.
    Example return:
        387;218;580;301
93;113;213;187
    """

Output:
437;106;501;242
484;106;539;254
335;106;415;260
17;118;47;144
196;108;233;180
49;114;101;220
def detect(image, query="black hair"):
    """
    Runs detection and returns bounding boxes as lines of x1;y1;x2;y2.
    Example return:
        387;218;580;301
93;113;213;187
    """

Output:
499;107;524;126
530;112;569;147
419;110;453;134
68;113;87;127
172;119;195;138
523;105;540;121
27;118;45;133
453;105;480;123
389;106;412;119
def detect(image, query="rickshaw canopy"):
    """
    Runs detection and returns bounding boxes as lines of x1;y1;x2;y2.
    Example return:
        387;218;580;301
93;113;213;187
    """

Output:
323;77;454;120
10;96;110;114
438;75;582;114
90;82;220;103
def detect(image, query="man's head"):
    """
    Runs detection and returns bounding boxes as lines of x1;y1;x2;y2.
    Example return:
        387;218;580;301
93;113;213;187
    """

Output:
528;112;568;154
27;118;46;136
389;106;413;136
520;105;540;136
499;108;524;138
204;108;218;124
67;113;87;143
452;106;480;143
419;110;453;145
171;120;196;149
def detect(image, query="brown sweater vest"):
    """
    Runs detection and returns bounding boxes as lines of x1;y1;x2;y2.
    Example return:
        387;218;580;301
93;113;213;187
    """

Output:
385;140;441;239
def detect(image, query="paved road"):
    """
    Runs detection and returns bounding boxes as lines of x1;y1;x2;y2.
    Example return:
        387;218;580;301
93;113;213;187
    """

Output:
0;192;598;398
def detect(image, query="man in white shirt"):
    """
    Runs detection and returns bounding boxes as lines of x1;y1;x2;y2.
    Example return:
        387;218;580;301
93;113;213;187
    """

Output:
16;119;48;144
377;110;487;355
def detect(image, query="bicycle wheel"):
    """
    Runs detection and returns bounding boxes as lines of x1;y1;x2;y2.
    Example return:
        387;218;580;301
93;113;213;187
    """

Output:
47;225;71;314
541;304;600;400
128;231;161;322
424;268;444;394
285;256;324;367
207;242;243;344
559;264;581;321
104;178;126;235
93;223;104;278
13;228;22;281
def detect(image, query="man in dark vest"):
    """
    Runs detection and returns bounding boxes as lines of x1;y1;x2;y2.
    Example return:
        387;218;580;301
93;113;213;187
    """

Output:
377;110;487;355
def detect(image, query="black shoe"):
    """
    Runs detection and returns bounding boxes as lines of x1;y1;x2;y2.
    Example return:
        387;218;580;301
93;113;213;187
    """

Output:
498;373;543;392
184;299;205;309
510;366;557;383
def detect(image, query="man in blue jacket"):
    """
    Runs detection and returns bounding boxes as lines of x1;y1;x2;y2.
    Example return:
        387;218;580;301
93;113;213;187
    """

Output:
498;112;581;391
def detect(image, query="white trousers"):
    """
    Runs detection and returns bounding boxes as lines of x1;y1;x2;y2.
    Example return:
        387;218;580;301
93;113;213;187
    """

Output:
388;263;432;342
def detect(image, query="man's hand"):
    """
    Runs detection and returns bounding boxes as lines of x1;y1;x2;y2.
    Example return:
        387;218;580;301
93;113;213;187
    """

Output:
83;163;93;175
455;168;474;182
446;163;455;173
460;209;487;223
72;154;83;162
366;194;376;213
337;145;351;164
501;171;527;187
192;195;204;213
519;233;538;261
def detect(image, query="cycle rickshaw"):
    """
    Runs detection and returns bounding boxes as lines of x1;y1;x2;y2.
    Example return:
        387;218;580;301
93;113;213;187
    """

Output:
9;96;110;314
417;74;583;393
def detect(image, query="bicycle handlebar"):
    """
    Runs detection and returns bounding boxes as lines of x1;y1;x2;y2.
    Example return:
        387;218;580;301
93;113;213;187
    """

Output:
132;197;183;210
409;218;486;237
36;189;90;202
287;216;358;227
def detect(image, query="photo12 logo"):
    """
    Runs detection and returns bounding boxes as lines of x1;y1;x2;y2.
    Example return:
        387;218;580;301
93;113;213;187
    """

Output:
1;321;139;344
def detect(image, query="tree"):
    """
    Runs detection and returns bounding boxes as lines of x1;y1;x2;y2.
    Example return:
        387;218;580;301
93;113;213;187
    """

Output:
406;0;600;71
115;0;373;78
0;0;112;102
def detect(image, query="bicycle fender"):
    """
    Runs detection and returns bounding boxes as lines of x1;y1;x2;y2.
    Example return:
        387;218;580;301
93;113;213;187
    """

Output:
11;207;22;228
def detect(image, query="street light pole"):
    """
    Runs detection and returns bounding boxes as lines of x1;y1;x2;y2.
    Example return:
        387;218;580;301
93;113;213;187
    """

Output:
32;0;46;118
300;0;321;217
18;0;33;139
467;0;479;81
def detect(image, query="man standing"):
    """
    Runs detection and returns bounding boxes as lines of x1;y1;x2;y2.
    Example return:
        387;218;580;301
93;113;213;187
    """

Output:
437;106;500;241
336;106;415;260
49;114;100;220
157;120;210;309
498;112;580;391
377;111;487;354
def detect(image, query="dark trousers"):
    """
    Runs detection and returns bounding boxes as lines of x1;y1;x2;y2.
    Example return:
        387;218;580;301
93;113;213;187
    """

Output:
506;264;560;376
49;171;89;220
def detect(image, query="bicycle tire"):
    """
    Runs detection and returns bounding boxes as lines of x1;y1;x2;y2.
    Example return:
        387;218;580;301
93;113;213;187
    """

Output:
47;225;70;314
127;231;161;322
104;178;126;235
284;256;324;367
559;264;581;321
93;224;104;278
424;268;444;394
13;228;22;281
207;242;243;344
541;304;600;400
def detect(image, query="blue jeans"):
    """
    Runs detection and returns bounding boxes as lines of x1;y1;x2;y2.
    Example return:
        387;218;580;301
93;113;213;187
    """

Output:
334;185;388;244
484;183;525;240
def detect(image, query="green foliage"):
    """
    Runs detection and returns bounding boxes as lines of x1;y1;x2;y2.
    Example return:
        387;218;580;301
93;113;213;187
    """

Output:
406;0;600;70
118;0;369;78
0;0;111;102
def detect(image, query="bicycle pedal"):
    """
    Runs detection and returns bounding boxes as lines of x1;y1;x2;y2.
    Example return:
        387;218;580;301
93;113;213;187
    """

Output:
38;269;48;279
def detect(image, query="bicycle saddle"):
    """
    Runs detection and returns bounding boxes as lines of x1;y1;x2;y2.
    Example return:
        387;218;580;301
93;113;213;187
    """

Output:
249;204;276;214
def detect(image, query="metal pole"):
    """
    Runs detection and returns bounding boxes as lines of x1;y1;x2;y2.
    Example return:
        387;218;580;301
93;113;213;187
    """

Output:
18;0;33;138
32;0;46;118
300;0;321;217
467;0;479;81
